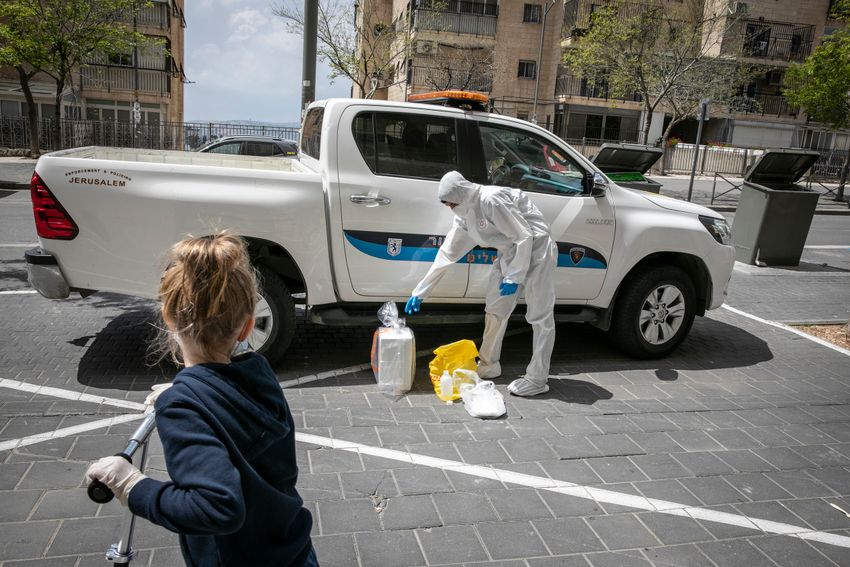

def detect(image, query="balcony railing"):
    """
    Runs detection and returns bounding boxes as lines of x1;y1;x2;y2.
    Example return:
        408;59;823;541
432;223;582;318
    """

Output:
413;8;497;36
411;65;492;92
80;66;171;97
726;92;798;117
555;75;643;102
741;21;815;62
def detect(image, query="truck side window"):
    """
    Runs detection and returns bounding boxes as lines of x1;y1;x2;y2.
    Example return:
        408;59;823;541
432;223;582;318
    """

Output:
352;111;458;180
301;108;324;160
478;123;586;196
208;142;242;155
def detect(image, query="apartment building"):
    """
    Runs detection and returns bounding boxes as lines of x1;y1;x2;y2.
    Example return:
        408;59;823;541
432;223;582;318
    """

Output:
359;0;845;153
0;0;186;131
363;0;564;130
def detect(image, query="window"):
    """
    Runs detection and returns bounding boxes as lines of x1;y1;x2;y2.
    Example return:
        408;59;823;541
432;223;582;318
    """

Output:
744;23;771;57
301;108;324;159
518;60;537;79
478;123;586;195
0;100;21;117
245;141;275;156
208;142;242;155
108;51;133;67
352;111;458;180
523;4;541;22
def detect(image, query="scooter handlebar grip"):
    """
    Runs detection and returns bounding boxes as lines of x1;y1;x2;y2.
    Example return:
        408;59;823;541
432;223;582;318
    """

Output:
86;453;132;504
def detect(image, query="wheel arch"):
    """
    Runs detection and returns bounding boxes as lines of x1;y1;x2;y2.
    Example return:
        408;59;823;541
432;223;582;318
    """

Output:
243;236;307;297
594;251;711;331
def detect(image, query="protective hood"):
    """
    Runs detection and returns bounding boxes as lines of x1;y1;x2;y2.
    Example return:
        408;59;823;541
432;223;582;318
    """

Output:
438;171;480;216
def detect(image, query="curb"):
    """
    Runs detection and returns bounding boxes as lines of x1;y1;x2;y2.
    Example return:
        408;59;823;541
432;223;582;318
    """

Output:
708;205;850;216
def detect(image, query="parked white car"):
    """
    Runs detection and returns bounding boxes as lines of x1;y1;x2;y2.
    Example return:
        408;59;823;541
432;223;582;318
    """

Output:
26;96;734;364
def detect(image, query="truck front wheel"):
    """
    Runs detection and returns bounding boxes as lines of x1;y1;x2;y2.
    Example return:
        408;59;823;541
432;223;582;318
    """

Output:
250;267;296;366
610;265;696;359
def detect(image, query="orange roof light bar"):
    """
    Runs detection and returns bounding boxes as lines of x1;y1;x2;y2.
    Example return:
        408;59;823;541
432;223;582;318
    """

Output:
408;90;489;104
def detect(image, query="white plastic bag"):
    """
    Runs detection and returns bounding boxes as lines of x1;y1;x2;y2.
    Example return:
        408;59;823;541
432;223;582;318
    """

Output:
460;380;506;419
370;302;416;396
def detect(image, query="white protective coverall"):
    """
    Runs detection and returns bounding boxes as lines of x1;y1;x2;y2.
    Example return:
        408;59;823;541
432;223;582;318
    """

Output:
411;171;557;396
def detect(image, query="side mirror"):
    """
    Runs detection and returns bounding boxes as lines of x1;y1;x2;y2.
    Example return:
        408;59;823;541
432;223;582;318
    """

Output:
585;171;609;197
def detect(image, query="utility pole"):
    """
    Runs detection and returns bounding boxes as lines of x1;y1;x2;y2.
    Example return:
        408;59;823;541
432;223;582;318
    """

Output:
301;0;318;117
687;99;710;202
532;1;558;125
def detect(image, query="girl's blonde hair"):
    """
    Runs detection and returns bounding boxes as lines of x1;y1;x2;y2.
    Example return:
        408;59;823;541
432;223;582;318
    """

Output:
156;231;257;364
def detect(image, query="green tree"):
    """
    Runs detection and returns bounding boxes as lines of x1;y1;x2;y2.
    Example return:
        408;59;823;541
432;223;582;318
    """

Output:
563;0;760;145
0;0;146;152
783;0;850;202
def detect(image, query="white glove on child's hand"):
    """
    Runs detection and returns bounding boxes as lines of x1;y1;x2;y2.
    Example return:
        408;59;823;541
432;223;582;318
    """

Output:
86;456;147;506
144;383;173;413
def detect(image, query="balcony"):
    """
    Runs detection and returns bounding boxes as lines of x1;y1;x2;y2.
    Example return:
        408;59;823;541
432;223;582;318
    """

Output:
80;66;171;97
555;74;643;103
410;65;492;92
741;21;815;63
413;8;497;36
726;92;798;118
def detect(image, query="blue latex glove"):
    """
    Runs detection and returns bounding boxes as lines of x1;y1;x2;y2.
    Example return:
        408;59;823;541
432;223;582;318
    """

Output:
404;296;422;315
499;281;519;296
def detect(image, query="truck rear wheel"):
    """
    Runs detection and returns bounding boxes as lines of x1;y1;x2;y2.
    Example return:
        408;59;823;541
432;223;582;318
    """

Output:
609;265;695;359
251;267;295;366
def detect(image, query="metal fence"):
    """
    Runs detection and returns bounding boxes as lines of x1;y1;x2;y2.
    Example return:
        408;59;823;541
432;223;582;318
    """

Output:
413;8;497;36
663;144;760;176
0;116;299;152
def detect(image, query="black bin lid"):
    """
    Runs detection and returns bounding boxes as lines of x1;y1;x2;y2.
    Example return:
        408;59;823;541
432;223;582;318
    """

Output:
744;148;821;185
592;143;664;174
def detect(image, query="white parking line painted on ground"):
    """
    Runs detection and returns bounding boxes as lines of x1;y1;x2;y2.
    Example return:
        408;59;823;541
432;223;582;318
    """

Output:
296;431;850;549
0;378;146;410
722;304;850;357
0;413;145;452
0;290;37;295
803;245;850;249
0;243;37;248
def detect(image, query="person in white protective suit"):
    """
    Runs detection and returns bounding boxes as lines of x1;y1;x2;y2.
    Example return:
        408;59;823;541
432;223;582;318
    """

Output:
405;171;557;397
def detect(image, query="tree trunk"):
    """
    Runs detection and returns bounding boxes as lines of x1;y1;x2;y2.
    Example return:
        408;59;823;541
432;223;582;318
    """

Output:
16;67;40;158
52;77;65;151
836;148;849;202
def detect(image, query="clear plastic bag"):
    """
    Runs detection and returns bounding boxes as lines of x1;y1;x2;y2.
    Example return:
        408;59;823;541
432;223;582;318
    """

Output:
428;340;479;401
371;302;415;396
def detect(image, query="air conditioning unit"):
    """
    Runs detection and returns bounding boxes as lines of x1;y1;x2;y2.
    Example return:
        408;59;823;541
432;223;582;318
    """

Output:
415;41;438;55
767;70;784;85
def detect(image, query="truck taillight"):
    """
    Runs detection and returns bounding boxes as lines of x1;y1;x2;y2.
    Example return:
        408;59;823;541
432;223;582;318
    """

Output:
30;173;79;240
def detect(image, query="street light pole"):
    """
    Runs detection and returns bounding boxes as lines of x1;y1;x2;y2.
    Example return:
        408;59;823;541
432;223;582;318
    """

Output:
532;0;558;125
301;0;318;117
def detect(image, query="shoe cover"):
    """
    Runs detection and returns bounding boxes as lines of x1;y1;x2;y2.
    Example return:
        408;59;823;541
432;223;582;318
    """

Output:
477;361;502;379
460;380;506;418
507;378;549;397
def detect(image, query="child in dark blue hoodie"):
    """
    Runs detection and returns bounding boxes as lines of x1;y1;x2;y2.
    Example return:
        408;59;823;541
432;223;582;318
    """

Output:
86;232;316;567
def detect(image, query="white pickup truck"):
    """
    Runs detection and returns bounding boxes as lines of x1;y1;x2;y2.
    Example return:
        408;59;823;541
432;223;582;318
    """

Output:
26;96;735;365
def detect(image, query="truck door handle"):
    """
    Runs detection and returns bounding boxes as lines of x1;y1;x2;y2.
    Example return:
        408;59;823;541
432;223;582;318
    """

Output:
350;194;391;206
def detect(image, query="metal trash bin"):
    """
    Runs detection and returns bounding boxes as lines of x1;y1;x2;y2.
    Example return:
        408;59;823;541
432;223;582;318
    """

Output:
591;143;664;193
731;148;821;266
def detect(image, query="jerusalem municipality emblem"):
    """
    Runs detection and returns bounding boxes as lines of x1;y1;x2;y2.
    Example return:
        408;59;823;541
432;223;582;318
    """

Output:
387;238;403;257
569;247;586;265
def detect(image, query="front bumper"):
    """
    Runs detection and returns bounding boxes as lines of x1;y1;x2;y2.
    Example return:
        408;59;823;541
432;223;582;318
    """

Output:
705;243;735;309
25;247;70;299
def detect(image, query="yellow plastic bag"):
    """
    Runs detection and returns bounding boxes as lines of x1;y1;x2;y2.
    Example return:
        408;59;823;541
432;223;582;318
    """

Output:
429;339;479;401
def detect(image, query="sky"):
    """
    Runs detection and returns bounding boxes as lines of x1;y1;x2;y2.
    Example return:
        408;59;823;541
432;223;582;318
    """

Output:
184;0;352;124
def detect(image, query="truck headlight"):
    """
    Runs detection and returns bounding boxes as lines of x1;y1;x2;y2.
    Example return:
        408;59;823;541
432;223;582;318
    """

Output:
699;215;731;245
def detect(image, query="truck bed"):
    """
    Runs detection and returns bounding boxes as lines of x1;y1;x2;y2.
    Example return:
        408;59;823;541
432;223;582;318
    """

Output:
45;146;311;173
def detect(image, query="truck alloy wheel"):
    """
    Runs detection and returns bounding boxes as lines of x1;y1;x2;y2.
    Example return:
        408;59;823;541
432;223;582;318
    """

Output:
610;265;696;359
249;267;296;366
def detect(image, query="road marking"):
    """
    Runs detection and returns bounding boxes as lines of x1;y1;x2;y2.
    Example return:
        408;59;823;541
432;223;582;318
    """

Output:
0;243;37;248
297;432;850;549
722;304;850;357
0;378;146;410
3;377;850;549
0;413;145;452
0;290;37;295
803;245;850;249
